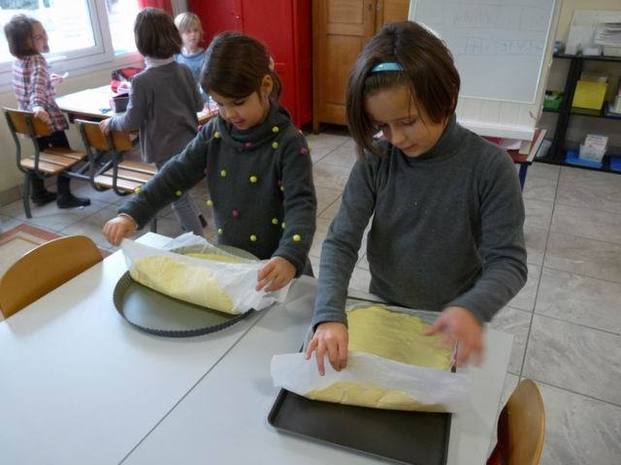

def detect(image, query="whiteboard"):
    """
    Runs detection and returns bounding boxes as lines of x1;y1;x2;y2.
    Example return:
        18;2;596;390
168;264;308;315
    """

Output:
409;0;560;139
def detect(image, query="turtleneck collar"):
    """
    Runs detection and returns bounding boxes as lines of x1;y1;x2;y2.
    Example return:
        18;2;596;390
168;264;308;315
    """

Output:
144;56;175;69
215;101;292;151
400;114;465;163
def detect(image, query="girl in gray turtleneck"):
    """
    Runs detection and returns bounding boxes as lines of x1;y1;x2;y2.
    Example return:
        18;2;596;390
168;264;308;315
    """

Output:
306;21;527;375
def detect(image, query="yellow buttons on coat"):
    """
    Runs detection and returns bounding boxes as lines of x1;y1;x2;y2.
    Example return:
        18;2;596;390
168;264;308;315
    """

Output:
249;175;258;183
206;199;213;207
272;217;279;225
214;131;221;139
272;141;279;149
293;234;301;242
175;190;182;197
134;187;141;193
250;234;257;242
217;228;223;235
272;126;279;133
220;169;227;177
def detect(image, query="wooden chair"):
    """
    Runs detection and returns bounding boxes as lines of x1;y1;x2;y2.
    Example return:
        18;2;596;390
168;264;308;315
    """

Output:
3;107;88;218
0;235;102;318
75;119;158;232
487;379;545;465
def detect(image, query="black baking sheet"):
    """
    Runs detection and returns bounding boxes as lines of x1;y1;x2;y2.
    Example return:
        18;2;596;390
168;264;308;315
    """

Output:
268;389;451;465
268;297;452;465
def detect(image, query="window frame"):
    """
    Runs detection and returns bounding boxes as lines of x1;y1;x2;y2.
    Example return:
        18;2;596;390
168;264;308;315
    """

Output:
0;0;143;93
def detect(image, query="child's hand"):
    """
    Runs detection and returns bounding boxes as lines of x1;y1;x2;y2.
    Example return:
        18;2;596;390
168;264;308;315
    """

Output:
50;72;67;88
304;322;348;375
33;107;51;126
102;215;137;246
256;256;296;292
99;118;112;135
424;306;484;367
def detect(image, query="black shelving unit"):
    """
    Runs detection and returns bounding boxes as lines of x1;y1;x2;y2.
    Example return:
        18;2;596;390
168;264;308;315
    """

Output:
539;53;621;174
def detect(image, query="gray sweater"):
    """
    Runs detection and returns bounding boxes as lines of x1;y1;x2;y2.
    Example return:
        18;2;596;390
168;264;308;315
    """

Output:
311;116;527;328
109;61;202;163
119;104;317;275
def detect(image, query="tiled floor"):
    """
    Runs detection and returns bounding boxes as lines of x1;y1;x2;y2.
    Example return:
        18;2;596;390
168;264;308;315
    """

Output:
1;129;620;464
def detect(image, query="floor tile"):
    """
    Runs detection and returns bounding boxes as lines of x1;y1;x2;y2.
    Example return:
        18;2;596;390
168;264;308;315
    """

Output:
556;166;621;215
319;197;341;221
551;204;621;245
318;143;358;169
524;198;554;230
350;266;371;293
524;224;547;265
545;232;621;283
489;306;531;375
309;218;333;259
0;215;21;233
0;198;108;233
316;186;343;217
539;382;621;465
312;160;352;190
535;268;621;335
523;314;621;405
522;172;557;204
528;162;561;181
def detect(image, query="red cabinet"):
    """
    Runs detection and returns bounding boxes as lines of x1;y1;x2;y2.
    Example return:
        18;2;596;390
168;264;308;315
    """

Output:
188;0;312;128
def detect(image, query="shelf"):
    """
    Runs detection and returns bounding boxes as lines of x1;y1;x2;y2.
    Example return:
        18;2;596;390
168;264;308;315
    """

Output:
536;147;621;175
543;104;621;120
553;53;621;63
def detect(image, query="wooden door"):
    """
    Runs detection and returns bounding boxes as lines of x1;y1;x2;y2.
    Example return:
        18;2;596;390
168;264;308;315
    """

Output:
375;0;410;30
313;0;376;130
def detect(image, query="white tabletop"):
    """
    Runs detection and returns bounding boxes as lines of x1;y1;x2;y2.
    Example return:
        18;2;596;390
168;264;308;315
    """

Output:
0;233;262;465
122;278;512;465
1;233;512;465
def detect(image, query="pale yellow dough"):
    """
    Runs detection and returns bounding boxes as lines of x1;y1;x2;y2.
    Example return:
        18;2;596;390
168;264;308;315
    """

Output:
185;252;244;263
307;305;452;411
130;253;239;313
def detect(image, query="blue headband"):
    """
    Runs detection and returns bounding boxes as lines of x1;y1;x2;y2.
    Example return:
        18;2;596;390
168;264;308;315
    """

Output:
370;62;403;72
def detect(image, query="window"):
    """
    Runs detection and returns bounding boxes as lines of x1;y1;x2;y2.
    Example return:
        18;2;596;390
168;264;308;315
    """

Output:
0;0;143;91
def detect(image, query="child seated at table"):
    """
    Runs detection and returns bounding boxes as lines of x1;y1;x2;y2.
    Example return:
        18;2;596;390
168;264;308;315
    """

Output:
174;11;210;106
100;8;206;235
102;31;317;292
4;15;90;209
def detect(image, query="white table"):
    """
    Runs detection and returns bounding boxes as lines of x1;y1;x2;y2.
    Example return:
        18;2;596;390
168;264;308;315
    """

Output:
0;233;512;465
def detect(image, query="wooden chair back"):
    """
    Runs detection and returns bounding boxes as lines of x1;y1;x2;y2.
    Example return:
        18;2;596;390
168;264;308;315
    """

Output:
3;107;52;138
0;235;102;318
487;379;545;465
75;119;133;152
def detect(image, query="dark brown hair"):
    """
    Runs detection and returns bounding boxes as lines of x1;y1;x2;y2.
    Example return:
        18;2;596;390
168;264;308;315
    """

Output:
201;31;281;102
347;21;460;157
134;7;181;59
3;14;40;58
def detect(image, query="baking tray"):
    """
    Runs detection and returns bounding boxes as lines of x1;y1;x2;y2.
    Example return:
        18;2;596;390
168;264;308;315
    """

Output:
268;298;452;465
112;245;256;337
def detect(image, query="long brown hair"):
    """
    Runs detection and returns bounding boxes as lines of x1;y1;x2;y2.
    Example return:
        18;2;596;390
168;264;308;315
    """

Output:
134;7;181;59
347;21;460;157
201;31;282;102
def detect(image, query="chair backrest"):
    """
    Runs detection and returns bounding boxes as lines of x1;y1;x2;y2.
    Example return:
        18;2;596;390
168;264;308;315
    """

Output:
75;119;133;152
0;235;102;318
489;379;545;465
3;107;52;138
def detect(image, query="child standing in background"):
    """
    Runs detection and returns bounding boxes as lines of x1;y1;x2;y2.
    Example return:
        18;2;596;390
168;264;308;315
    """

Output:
174;11;210;105
305;21;527;374
100;7;206;235
4;15;90;209
103;31;316;292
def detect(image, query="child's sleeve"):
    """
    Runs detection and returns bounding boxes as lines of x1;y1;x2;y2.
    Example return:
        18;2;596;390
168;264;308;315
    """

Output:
108;79;146;132
29;56;50;110
447;152;528;323
272;133;316;276
310;155;377;330
118;126;211;228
